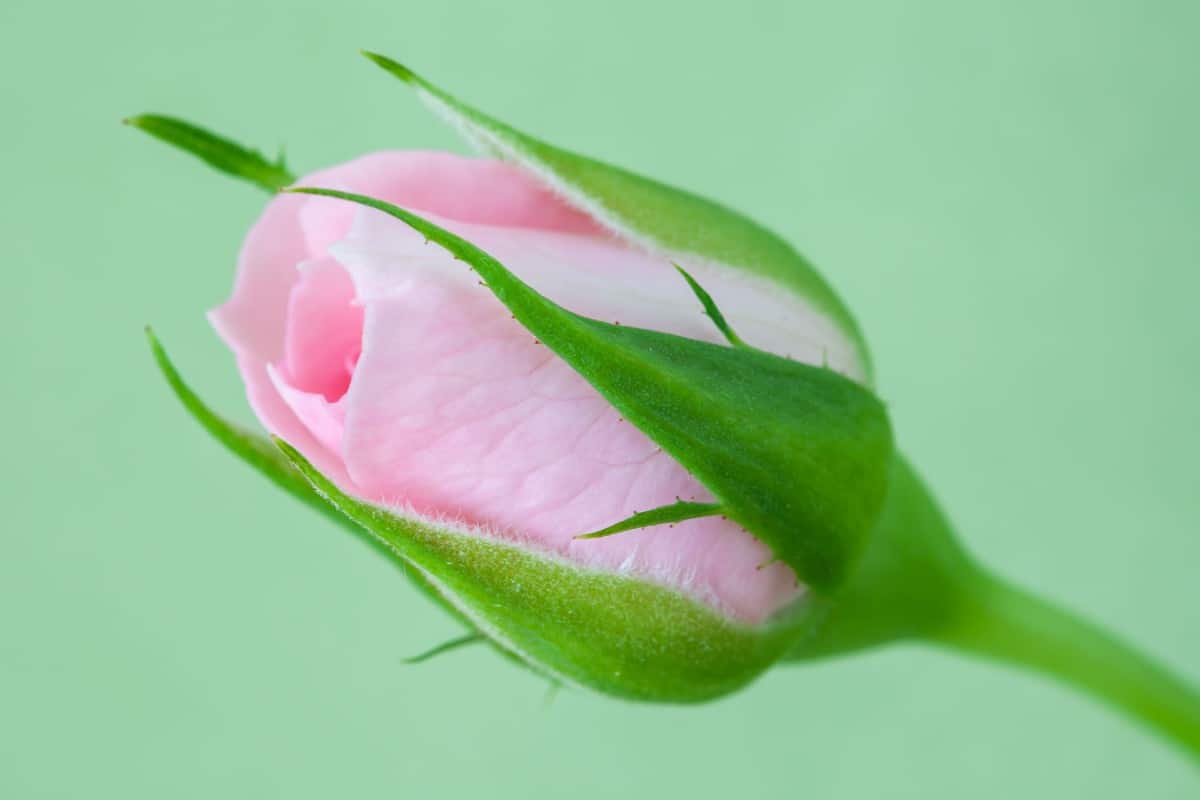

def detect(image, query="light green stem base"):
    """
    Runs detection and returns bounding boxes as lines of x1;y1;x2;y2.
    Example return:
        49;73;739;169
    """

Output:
935;571;1200;761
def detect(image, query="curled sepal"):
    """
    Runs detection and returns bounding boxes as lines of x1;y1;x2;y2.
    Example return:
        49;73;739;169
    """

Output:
287;188;894;591
124;115;294;192
275;438;802;702
361;51;872;381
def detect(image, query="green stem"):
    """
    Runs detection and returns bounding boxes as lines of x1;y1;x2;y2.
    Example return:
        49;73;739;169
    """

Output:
936;570;1200;761
782;456;1197;760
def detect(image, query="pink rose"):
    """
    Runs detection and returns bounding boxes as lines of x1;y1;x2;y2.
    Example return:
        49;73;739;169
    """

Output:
136;52;1200;754
212;151;863;624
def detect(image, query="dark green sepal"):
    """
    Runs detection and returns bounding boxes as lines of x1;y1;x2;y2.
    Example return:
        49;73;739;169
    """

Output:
575;500;724;540
124;114;295;192
285;187;893;591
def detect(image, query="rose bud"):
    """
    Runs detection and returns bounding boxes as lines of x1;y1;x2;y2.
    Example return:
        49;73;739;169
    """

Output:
133;52;1200;757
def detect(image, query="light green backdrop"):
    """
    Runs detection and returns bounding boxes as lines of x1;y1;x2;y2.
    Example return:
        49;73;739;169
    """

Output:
3;0;1198;796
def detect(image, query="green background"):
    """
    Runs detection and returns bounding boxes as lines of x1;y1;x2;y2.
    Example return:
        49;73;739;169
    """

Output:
3;0;1198;796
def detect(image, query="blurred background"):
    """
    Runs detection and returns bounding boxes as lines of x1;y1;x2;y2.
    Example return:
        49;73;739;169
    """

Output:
3;0;1198;796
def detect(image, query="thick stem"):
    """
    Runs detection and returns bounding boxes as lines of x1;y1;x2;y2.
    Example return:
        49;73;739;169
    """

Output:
935;570;1200;761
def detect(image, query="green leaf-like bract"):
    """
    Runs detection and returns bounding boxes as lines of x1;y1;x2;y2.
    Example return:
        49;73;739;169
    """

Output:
287;187;893;591
361;52;873;381
124;115;295;192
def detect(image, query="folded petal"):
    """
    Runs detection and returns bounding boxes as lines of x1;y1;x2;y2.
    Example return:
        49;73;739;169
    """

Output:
331;209;806;621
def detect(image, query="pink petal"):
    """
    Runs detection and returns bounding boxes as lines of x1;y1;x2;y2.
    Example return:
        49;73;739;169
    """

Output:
267;364;348;456
282;257;362;402
330;210;804;622
209;193;353;486
213;150;860;624
297;151;604;258
211;152;602;495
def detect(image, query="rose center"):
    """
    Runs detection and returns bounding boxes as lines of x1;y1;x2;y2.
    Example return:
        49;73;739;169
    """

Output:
281;258;364;403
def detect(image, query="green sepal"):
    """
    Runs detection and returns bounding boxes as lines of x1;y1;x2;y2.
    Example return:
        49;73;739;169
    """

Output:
575;500;724;540
287;188;893;591
674;265;748;348
361;51;872;381
275;438;804;702
124;115;295;192
144;328;469;624
403;633;484;664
